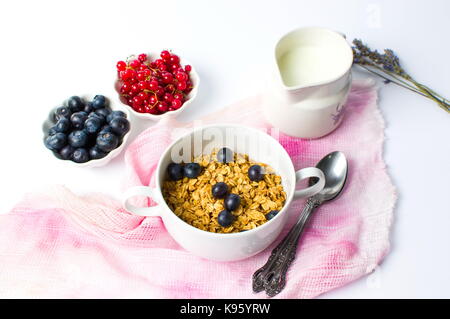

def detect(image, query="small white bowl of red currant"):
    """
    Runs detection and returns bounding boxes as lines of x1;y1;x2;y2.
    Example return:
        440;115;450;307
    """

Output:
114;50;199;120
43;95;131;168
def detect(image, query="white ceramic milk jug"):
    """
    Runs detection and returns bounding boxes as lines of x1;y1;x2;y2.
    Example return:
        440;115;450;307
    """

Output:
262;27;354;138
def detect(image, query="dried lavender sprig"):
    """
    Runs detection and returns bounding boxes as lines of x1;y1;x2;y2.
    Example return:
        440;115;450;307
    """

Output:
352;39;450;113
354;51;426;95
356;64;427;97
356;58;426;95
353;39;450;110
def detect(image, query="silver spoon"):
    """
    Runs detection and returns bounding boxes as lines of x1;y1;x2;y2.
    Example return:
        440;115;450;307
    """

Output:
252;151;348;297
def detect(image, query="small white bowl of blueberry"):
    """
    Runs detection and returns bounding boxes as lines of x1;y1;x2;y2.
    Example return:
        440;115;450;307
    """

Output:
43;95;131;168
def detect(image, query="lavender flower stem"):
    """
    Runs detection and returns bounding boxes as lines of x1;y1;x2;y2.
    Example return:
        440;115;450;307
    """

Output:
352;38;450;114
366;64;424;93
358;65;427;97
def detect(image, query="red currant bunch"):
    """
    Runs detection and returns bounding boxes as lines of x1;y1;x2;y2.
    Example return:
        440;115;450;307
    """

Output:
116;51;193;115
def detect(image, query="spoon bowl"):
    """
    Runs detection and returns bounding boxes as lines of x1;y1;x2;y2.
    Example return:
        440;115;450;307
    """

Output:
310;151;348;202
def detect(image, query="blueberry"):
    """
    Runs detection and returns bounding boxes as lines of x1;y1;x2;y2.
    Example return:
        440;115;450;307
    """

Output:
59;145;75;160
70;111;88;130
109;117;130;137
54;117;71;133
68;130;88;148
265;210;279;221
47;126;57;136
44;133;67;151
224;193;241;211
92;95;106;109
89;146;108;160
218;210;235;227
95;108;111;119
52;151;63;160
212;182;229;199
84;102;94;114
88;112;106;125
248;164;264;182
96;132;119;152
71;148;89;163
217;147;233;163
84;116;102;134
67;96;85;112
54;106;72;120
99;125;113;135
183;163;202;178
106;110;126;123
167;163;184;181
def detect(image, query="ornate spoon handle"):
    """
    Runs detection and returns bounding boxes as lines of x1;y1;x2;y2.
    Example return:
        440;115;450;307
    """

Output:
252;196;321;297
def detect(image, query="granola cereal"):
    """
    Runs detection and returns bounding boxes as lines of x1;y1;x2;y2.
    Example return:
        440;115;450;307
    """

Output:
162;150;286;233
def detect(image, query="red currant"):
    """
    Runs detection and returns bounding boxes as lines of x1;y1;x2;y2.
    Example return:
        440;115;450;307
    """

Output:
133;96;142;105
169;55;180;64
155;87;165;96
137;91;148;100
157;101;169;113
131;84;140;94
121;82;131;93
143;69;152;77
176;72;188;81
149;95;158;105
149;80;159;90
130;59;141;69
177;81;187;91
123;69;137;80
117;61;127;71
166;84;175;92
172;99;182;109
161;50;171;61
163;93;173;102
137;72;146;81
148;107;159;115
138;81;147;90
137;106;145;113
173;93;184;101
138;53;147;62
118;50;194;116
162;72;173;84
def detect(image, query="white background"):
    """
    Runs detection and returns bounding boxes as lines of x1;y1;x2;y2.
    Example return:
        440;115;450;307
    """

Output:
0;0;449;298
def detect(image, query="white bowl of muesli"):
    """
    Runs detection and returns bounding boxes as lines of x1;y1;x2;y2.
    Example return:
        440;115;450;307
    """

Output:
123;124;325;261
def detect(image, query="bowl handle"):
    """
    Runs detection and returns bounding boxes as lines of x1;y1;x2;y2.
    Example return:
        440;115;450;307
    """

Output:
293;167;325;199
122;186;161;217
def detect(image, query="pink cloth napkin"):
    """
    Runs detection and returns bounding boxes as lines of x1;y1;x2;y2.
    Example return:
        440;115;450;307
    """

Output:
0;79;396;298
